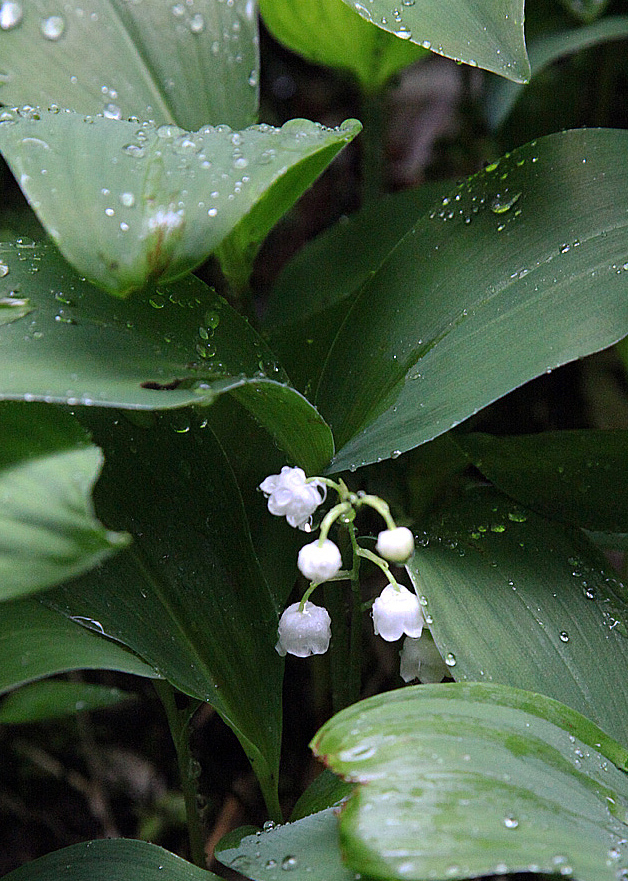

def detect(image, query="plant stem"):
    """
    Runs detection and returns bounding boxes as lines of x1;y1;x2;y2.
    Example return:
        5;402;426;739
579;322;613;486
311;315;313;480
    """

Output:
347;524;363;703
360;90;386;207
154;680;207;869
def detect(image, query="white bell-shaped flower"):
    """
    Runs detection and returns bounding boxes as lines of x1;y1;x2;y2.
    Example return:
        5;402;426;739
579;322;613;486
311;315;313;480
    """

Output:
275;601;331;657
372;584;424;641
297;539;342;583
376;526;415;563
400;633;448;683
259;466;326;530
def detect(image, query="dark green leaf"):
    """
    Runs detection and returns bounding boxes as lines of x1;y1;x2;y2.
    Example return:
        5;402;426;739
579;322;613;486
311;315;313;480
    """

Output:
0;680;134;723
290;770;354;821
486;16;628;129
407;485;628;746
340;0;530;81
259;0;426;93
316;129;628;472
2;838;218;881
0;241;333;474
312;683;628;881
216;808;358;881
0;0;259;130
0;402;129;601
0;595;159;696
456;430;628;531
265;183;449;327
45;408;286;811
0;109;360;296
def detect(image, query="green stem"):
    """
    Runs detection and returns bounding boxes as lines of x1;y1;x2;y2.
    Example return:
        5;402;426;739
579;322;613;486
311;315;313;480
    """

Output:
347;524;363;704
360;90;386;207
154;681;207;869
324;581;352;714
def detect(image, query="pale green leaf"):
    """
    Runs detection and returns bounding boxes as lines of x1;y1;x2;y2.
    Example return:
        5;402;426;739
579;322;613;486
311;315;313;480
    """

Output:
340;0;530;81
0;0;259;129
0;402;129;601
0;680;134;723
0;109;360;296
312;683;628;881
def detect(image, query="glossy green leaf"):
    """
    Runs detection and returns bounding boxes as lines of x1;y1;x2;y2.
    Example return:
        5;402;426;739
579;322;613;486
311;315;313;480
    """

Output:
259;0;425;94
0;109;360;296
0;402;129;601
265;183;448;327
313;683;628;881
0;594;159;696
340;0;529;82
2;838;218;881
44;408;286;813
216;808;358;881
291;770;355;821
486;16;628;129
0;294;32;324
317;129;628;473
0;241;333;474
0;0;259;130
407;486;628;746
0;680;134;723
456;430;628;532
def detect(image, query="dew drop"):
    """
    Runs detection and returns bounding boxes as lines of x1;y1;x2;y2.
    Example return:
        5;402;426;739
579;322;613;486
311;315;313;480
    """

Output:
559;631;570;642
0;1;22;30
103;103;122;120
444;652;456;667
189;12;204;32
0;261;9;277
119;191;135;208
490;191;521;214
263;820;276;832
503;816;519;829
122;143;145;158
281;856;298;871
41;14;65;39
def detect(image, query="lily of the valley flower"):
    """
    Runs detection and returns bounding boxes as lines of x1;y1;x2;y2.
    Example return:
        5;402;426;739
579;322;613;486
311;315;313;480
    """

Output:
275;601;331;657
372;584;424;641
259;466;326;530
297;539;342;583
376;526;415;563
400;632;448;683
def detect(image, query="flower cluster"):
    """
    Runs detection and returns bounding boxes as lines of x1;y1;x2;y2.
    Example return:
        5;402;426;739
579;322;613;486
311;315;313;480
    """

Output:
261;466;424;668
259;466;326;530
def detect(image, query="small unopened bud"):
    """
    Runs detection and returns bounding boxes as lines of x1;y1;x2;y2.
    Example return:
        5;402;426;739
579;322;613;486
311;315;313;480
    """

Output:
297;539;342;583
376;526;415;563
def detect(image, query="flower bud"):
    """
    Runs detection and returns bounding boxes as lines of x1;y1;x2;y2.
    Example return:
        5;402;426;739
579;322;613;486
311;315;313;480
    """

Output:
297;539;342;583
259;466;325;530
376;527;415;563
275;601;331;657
372;584;423;641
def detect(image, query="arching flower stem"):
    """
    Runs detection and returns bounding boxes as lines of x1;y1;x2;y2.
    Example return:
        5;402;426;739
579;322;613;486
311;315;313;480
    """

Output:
357;546;401;589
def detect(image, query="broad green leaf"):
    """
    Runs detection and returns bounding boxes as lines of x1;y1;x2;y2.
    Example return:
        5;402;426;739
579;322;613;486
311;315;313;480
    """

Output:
317;129;628;473
259;0;425;94
2;838;219;881
0;0;259;130
0;109;361;296
0;241;333;474
0;294;32;324
44;408;287;813
265;183;448;327
0;680;134;723
216;808;358;881
486;16;628;129
407;486;628;746
312;683;628;881
290;770;355;821
0;594;159;696
456;430;628;532
0;402;129;601
340;0;530;82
